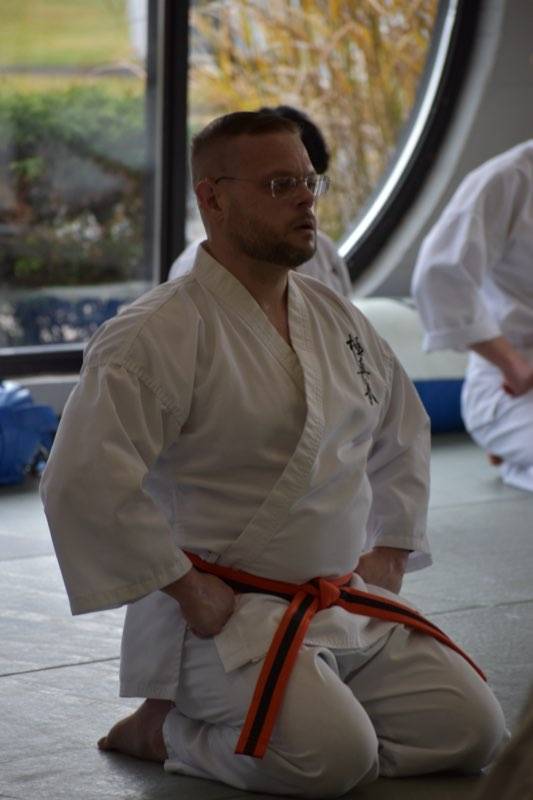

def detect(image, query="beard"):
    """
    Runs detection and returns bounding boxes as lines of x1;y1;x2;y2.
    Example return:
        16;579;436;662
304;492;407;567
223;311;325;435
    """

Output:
228;208;316;268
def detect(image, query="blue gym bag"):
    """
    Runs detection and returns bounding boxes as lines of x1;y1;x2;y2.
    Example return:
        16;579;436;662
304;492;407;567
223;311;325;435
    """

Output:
0;381;58;485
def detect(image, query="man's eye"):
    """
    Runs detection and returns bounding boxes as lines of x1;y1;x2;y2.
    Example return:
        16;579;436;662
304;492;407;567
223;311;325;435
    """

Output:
272;177;296;194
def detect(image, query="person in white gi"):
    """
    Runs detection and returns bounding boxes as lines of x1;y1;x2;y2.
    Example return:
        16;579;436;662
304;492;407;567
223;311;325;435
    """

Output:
168;105;352;298
41;111;506;799
412;141;533;492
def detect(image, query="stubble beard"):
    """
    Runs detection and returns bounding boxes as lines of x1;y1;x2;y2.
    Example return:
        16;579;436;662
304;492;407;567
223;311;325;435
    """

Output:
230;216;316;269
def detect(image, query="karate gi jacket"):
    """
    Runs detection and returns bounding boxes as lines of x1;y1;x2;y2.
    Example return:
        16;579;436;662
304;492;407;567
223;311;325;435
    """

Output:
413;140;533;354
412;140;533;429
41;248;431;699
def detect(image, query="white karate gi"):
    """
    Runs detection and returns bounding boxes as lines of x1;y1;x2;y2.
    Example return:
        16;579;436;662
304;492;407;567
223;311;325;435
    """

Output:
412;141;533;491
168;229;352;297
41;247;505;796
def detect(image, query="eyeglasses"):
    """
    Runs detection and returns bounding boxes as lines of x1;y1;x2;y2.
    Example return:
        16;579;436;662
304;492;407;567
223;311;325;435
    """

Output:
213;174;330;199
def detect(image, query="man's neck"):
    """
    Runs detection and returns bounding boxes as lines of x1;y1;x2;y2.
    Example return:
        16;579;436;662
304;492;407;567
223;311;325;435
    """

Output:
204;241;292;344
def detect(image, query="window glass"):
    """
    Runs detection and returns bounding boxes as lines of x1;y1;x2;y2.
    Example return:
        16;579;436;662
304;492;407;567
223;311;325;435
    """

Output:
0;0;154;350
187;0;439;244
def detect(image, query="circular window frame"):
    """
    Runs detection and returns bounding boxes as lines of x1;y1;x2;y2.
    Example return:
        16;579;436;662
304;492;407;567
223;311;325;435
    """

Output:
338;0;484;284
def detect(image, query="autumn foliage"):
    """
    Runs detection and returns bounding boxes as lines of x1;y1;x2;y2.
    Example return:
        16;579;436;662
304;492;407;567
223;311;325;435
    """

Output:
189;0;438;240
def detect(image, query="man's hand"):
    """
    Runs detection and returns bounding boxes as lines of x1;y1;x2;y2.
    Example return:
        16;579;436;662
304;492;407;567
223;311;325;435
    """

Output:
162;567;235;637
501;357;533;396
470;336;533;396
354;546;410;594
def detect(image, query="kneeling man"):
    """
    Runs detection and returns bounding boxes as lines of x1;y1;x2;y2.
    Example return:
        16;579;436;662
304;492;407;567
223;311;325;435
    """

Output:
41;111;506;799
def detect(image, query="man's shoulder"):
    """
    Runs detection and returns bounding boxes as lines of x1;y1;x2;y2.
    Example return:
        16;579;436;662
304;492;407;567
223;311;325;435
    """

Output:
460;141;533;196
168;239;202;280
488;140;533;172
291;274;391;358
291;268;354;314
291;268;346;304
83;277;201;369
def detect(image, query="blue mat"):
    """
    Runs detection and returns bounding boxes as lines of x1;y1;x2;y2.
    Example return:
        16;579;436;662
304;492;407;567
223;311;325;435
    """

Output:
0;382;58;485
414;378;465;433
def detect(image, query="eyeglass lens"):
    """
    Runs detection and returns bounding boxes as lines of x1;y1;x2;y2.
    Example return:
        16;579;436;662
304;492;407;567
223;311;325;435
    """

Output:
271;175;329;198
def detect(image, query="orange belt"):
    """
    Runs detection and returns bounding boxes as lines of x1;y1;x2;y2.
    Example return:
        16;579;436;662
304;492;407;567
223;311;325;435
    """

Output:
185;551;486;759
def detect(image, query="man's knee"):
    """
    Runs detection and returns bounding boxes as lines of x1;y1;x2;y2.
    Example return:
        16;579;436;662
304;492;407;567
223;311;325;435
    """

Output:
322;729;379;797
453;683;508;772
271;648;379;797
464;688;508;772
274;713;379;798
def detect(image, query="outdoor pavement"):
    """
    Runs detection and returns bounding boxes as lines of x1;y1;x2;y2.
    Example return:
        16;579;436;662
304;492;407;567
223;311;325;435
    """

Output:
1;432;531;799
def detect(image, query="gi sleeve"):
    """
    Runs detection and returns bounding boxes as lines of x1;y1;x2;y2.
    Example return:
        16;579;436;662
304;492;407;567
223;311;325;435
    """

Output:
411;170;516;352
365;346;432;572
40;361;192;615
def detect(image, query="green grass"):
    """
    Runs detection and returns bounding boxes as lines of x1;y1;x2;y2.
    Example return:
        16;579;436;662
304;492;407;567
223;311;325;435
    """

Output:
0;73;145;96
0;0;136;68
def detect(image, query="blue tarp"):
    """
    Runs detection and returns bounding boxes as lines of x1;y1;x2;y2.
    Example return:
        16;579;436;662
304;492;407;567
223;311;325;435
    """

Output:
0;382;58;485
414;378;465;434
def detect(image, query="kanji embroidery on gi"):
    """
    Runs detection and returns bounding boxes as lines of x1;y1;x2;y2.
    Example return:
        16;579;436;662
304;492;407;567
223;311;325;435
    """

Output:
346;334;378;405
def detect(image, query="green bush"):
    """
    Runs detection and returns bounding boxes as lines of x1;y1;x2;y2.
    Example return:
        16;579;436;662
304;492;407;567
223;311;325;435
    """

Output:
0;85;147;288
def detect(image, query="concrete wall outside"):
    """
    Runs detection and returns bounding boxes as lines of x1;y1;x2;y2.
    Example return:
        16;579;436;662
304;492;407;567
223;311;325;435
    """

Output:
16;376;78;416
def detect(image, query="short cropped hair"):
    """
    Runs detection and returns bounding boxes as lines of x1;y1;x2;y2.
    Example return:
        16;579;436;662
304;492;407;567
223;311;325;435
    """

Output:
191;111;300;184
259;106;330;174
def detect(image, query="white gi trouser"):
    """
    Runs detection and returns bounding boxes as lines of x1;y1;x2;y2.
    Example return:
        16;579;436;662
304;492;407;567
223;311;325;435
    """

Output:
163;625;506;799
462;347;533;492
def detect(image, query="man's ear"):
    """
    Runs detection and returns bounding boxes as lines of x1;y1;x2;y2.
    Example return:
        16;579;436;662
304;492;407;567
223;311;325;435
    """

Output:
196;179;224;219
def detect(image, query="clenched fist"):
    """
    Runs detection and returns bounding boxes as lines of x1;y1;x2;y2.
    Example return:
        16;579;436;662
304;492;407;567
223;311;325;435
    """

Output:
163;567;235;637
355;546;410;594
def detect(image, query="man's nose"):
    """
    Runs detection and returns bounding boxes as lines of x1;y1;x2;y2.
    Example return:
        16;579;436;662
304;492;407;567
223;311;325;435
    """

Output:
295;180;316;206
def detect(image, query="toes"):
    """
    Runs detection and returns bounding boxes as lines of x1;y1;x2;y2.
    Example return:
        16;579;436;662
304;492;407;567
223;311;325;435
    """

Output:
97;736;111;751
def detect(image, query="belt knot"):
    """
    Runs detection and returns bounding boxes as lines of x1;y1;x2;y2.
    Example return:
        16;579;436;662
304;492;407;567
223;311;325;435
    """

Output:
315;577;342;610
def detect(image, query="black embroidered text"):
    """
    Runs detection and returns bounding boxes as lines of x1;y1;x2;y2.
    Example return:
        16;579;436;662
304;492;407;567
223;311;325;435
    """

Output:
346;334;378;405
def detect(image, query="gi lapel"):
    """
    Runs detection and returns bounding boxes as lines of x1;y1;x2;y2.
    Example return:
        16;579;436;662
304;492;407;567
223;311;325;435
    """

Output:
221;274;325;569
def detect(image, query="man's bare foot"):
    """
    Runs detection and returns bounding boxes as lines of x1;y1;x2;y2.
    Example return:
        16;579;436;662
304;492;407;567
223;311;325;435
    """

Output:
98;699;173;762
488;453;503;466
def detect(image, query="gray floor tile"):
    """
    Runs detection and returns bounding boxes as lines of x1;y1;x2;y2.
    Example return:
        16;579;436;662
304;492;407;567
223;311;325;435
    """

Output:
0;664;244;799
0;556;124;676
0;477;47;537
403;496;533;614
428;433;529;508
427;602;533;730
0;530;54;560
343;774;484;800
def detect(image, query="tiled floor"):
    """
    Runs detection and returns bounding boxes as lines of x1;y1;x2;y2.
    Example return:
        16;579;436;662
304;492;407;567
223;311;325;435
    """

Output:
1;433;532;799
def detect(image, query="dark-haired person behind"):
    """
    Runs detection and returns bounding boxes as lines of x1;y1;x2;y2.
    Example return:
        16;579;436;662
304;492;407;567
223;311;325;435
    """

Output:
42;111;506;798
169;105;351;297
